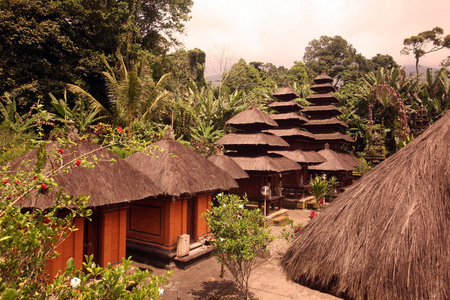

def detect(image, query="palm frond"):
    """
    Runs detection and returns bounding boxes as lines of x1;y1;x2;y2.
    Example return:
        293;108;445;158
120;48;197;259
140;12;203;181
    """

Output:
66;84;113;119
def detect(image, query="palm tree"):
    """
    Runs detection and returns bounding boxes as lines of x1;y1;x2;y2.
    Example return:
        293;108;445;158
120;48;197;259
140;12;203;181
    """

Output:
67;54;172;132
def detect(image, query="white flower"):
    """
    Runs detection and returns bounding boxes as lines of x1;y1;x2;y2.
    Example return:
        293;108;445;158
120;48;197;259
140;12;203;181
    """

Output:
70;277;81;288
217;193;222;197
238;205;243;209
220;238;224;242
158;288;164;295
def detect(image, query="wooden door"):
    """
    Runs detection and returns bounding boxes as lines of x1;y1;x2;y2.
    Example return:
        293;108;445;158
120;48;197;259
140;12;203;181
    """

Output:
84;213;100;264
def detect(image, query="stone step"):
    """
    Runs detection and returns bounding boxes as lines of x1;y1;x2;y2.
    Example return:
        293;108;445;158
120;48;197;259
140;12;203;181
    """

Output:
174;244;213;270
272;215;290;226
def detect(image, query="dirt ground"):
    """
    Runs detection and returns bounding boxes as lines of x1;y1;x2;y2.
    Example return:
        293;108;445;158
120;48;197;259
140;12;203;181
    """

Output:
140;208;341;300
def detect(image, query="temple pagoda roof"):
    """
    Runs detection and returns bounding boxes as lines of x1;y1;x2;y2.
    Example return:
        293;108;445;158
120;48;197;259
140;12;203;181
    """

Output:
265;128;315;140
270;112;309;124
268;100;303;112
226;107;278;131
272;84;300;101
305;93;339;103
303;117;349;128
215;132;289;151
313;132;355;143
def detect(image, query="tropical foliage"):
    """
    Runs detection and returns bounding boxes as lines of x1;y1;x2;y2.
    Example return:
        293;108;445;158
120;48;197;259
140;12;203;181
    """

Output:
0;134;169;299
1;4;449;296
203;194;273;299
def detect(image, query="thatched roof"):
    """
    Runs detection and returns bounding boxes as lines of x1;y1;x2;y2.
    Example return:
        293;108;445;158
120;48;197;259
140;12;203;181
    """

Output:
313;132;355;143
313;74;333;82
270;150;326;165
265;128;315;140
305;93;339;104
208;154;249;180
338;152;361;168
268;100;303;112
302;105;342;115
272;84;300;101
126;139;238;197
282;111;450;299
303;117;348;128
270;112;309;124
226;108;278;130
226;153;301;173
309;145;355;171
215;132;289;150
6;141;162;209
310;83;335;93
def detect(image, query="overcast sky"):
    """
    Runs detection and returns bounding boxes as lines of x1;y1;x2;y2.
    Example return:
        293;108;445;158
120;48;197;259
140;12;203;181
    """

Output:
177;0;450;77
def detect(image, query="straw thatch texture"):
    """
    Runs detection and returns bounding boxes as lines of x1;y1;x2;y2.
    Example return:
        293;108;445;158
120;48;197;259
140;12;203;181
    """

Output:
215;132;289;150
309;146;355;171
338;152;362;168
314;132;355;143
6;141;162;209
313;74;333;82
226;108;278;130
226;153;301;173
270;150;326;165
302;105;342;115
303;117;348;128
273;85;300;101
270;112;309;124
268;100;303;112
282;112;450;300
310;83;335;92
265;128;315;140
306;93;339;103
126;139;238;197
208;154;249;179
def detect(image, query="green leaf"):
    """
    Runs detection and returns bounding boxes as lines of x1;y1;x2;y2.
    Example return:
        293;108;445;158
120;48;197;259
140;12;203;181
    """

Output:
1;288;18;300
65;257;75;273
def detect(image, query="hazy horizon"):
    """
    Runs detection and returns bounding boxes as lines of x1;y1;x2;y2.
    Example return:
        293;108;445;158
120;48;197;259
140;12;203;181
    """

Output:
176;0;450;77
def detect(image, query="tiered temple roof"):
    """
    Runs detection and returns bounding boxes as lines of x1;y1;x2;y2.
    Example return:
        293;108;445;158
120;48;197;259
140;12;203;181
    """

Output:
267;83;327;187
302;74;354;151
215;106;300;174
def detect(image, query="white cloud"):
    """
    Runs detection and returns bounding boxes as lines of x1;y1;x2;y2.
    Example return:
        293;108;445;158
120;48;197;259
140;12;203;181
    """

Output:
180;0;450;76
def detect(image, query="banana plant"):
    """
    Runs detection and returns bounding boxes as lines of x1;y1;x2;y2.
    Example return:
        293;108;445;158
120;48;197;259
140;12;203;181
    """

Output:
0;93;39;133
67;53;172;132
50;91;105;133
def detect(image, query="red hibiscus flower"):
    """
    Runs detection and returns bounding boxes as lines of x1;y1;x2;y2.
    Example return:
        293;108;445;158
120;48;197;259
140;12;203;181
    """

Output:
116;126;123;133
43;218;51;224
20;198;24;201
15;180;21;184
319;198;325;205
74;160;81;166
58;148;64;154
310;210;317;219
2;178;8;184
33;176;38;180
40;184;48;191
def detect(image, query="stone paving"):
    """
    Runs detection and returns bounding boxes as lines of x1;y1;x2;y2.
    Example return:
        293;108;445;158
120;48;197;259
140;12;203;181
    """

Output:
143;209;341;300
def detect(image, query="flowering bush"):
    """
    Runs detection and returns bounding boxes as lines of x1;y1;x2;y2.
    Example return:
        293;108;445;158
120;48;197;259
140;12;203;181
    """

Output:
0;136;169;299
47;256;171;300
203;194;273;299
280;217;303;241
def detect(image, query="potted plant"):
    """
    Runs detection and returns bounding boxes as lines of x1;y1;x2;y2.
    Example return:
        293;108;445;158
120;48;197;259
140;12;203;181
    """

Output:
309;175;332;209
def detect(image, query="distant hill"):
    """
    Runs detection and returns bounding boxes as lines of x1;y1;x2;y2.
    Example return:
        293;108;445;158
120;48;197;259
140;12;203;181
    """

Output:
206;74;221;82
402;64;441;76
